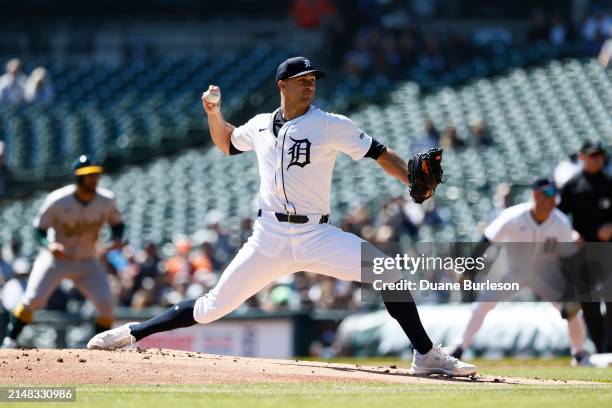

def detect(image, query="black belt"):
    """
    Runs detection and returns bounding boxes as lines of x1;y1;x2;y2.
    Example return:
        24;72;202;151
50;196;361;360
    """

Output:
257;209;329;224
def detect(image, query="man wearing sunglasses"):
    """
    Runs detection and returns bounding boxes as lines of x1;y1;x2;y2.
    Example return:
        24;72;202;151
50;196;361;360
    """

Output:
449;178;589;366
558;141;612;354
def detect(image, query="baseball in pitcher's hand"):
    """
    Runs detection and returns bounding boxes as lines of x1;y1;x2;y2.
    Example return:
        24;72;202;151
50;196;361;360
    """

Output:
202;85;221;115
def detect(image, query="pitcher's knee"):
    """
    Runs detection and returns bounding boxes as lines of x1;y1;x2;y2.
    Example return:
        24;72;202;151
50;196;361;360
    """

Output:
193;293;233;324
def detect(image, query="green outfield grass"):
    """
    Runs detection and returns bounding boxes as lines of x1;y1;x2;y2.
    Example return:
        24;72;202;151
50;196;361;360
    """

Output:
32;382;612;408
5;359;612;408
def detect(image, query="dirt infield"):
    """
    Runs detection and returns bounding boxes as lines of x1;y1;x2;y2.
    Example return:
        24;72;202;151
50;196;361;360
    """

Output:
0;349;587;386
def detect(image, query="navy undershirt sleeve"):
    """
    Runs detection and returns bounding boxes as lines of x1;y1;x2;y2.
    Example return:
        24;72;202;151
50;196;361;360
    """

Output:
364;138;387;160
229;142;245;155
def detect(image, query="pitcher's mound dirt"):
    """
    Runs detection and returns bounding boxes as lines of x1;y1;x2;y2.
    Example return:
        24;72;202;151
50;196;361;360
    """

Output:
0;349;583;386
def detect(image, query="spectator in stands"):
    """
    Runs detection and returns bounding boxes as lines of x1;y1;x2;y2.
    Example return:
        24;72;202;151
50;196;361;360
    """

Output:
130;276;157;310
205;210;235;268
527;8;551;43
0;59;27;105
293;272;315;309
581;9;612;43
239;217;253;246
396;28;419;68
107;245;139;307
0;243;15;288
549;14;570;46
0;258;28;311
24;67;54;104
190;242;214;275
341;203;373;237
7;234;23;264
372;32;400;81
0;141;10;196
468;118;493;147
290;0;339;55
291;0;337;30
128;243;163;309
377;196;405;229
418;33;445;73
309;276;337;310
133;242;162;290
422;198;446;226
402;196;427;236
439;125;466;150
269;276;301;311
165;234;194;283
411;119;440;154
343;30;374;79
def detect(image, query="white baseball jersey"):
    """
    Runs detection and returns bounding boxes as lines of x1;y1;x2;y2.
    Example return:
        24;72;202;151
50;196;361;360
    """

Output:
231;105;373;215
484;202;577;278
485;202;574;243
33;184;122;260
190;105;403;326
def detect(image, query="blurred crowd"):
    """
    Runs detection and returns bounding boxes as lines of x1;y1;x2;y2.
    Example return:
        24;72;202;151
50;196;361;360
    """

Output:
0;58;54;106
0;58;55;196
0;192;449;316
0;140;9;196
411;118;493;153
289;0;611;84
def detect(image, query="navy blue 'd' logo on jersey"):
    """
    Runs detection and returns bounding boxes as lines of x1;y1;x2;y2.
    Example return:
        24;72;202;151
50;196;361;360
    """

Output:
543;237;558;253
287;137;311;169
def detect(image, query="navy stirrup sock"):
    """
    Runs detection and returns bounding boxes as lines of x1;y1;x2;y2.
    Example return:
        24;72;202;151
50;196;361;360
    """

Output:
130;298;198;341
383;289;433;355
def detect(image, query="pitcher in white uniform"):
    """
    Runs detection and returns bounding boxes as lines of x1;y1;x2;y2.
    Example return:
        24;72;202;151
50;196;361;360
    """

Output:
87;57;476;376
2;155;126;349
449;178;589;366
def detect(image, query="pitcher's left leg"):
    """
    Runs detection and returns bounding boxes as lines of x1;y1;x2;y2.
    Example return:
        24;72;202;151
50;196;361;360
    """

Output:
295;224;476;376
296;224;433;350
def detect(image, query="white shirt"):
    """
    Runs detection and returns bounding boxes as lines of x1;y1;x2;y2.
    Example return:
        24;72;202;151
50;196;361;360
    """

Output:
484;202;577;275
33;185;123;260
231;105;373;215
0;73;26;105
485;202;574;243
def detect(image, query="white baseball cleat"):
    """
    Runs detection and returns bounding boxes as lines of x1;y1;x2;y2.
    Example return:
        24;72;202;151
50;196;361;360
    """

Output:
87;322;137;350
1;337;17;349
410;344;477;377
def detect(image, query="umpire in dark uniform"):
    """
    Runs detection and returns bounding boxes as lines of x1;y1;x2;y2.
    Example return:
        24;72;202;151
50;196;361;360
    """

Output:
558;140;612;353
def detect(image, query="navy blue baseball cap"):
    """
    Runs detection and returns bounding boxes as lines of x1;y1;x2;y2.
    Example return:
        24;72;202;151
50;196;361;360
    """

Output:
531;177;557;197
276;57;326;82
580;140;605;156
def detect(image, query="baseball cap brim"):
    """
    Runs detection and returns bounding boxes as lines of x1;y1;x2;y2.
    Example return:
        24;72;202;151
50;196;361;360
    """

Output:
287;69;326;80
75;165;104;176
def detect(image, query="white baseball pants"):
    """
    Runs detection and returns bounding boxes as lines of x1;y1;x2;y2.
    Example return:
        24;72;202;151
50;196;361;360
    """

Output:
193;215;398;324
